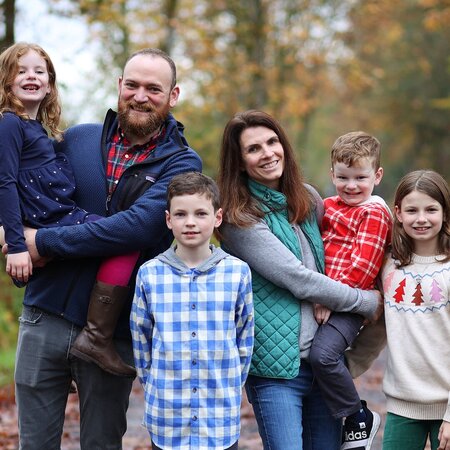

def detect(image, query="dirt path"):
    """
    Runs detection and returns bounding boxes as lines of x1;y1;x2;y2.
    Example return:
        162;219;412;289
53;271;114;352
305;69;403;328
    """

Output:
0;353;388;450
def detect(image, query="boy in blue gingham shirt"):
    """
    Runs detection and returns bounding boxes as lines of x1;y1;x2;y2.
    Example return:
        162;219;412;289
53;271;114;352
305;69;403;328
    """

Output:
131;172;254;450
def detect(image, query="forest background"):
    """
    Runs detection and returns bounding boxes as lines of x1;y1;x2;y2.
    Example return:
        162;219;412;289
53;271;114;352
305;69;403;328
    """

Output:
0;0;449;383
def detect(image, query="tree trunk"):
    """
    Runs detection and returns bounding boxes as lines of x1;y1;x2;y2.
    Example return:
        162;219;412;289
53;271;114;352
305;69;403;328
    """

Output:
0;0;16;50
160;0;178;55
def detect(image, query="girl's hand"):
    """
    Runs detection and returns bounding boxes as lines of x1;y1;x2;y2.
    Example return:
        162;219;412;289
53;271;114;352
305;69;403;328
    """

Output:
6;251;33;283
438;420;450;450
314;304;332;324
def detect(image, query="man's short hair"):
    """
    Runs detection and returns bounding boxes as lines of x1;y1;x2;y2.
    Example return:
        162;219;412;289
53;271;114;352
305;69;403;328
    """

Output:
124;48;177;89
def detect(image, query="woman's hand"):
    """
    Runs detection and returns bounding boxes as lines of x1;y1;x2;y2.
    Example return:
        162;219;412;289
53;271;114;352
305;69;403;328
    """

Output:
438;420;450;450
362;290;384;326
6;251;33;283
372;290;384;322
314;304;332;325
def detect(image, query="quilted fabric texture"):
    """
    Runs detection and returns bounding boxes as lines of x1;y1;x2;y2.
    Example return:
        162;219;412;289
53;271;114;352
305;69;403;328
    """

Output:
249;269;301;378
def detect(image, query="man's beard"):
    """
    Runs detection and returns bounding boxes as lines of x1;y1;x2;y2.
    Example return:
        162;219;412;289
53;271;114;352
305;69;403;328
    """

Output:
118;98;170;140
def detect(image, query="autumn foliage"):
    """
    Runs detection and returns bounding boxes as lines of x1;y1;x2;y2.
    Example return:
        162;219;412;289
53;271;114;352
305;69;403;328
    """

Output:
45;0;449;194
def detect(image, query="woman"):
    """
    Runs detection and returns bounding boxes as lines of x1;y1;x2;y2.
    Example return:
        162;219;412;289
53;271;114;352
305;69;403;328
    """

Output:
217;110;382;450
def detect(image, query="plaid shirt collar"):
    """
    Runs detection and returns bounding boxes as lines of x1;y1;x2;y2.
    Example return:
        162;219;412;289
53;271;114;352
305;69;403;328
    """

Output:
106;125;166;195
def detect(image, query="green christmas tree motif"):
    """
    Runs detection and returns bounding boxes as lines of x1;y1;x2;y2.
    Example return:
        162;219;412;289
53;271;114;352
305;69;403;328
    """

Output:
393;278;406;303
412;282;424;306
429;279;443;303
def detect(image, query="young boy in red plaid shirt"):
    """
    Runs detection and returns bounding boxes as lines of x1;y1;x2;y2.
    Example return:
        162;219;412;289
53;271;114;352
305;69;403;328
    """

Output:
309;131;392;450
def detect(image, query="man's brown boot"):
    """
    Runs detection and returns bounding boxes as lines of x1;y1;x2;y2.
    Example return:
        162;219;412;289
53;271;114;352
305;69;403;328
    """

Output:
70;281;136;377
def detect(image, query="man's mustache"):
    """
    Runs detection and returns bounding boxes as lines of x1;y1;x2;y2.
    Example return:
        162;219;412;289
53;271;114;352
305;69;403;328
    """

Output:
125;101;155;113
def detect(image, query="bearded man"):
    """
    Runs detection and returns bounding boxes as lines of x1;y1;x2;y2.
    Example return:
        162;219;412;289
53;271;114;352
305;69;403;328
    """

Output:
11;49;202;450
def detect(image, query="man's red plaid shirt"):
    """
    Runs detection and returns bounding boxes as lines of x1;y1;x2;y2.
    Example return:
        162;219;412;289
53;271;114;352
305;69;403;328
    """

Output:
106;127;165;196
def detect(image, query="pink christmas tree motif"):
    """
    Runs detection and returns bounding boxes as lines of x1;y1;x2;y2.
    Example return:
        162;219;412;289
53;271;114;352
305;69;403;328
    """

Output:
383;269;396;293
412;283;424;306
429;279;443;303
393;278;406;303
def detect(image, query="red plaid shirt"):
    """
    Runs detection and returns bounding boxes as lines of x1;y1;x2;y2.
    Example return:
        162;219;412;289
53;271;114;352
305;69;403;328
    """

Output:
106;127;165;195
322;195;392;290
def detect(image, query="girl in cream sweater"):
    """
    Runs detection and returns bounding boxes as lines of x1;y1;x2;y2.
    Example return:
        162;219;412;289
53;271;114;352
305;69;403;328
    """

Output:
382;170;450;450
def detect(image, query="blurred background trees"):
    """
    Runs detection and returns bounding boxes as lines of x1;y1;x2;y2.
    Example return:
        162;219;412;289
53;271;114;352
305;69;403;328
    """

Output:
43;0;450;193
2;0;446;189
0;0;15;49
0;0;449;368
0;263;22;384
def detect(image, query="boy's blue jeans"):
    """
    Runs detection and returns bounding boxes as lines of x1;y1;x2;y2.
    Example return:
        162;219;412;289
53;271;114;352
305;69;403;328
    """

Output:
152;441;238;450
15;305;134;450
245;360;342;450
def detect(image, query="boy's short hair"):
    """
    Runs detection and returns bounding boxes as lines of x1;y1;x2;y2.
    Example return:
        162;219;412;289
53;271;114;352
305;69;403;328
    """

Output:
331;131;381;170
167;172;221;211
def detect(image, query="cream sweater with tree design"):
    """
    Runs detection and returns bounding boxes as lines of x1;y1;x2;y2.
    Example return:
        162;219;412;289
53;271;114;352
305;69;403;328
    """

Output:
347;252;450;422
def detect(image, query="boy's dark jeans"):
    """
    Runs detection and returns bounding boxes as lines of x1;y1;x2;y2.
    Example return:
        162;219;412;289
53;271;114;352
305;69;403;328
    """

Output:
309;311;365;419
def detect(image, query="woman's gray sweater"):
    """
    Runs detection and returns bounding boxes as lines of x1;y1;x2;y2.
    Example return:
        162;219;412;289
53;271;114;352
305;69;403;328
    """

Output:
221;218;379;360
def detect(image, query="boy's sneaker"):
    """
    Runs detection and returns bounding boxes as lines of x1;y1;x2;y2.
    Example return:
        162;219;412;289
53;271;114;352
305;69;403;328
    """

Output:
341;400;380;450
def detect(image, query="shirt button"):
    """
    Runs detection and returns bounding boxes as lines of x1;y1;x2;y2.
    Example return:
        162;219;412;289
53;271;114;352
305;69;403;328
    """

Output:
192;416;198;421
191;304;196;309
192;387;197;393
125;154;130;159
191;332;196;337
192;359;197;365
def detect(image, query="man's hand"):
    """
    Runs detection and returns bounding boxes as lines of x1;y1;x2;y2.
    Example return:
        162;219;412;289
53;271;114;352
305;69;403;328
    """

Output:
2;227;50;267
23;227;50;267
6;251;33;282
22;227;38;260
314;304;332;325
438;420;450;450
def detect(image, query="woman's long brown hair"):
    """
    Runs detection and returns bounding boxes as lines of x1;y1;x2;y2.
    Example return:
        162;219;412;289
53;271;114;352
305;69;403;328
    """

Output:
217;110;313;227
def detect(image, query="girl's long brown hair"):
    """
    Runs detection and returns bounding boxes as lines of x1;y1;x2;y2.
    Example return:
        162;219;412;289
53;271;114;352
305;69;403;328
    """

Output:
392;170;450;266
217;110;313;227
0;42;62;139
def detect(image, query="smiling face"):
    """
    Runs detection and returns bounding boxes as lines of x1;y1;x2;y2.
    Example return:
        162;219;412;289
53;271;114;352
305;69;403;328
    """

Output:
395;190;444;256
240;126;285;190
331;158;383;206
166;193;223;252
118;54;179;145
11;49;51;119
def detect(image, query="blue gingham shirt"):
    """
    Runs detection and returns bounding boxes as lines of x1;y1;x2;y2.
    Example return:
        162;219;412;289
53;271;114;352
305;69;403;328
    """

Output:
131;245;254;450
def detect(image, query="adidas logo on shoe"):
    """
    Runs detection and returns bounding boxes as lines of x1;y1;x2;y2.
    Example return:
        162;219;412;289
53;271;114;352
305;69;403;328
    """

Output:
343;429;368;442
341;401;380;450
